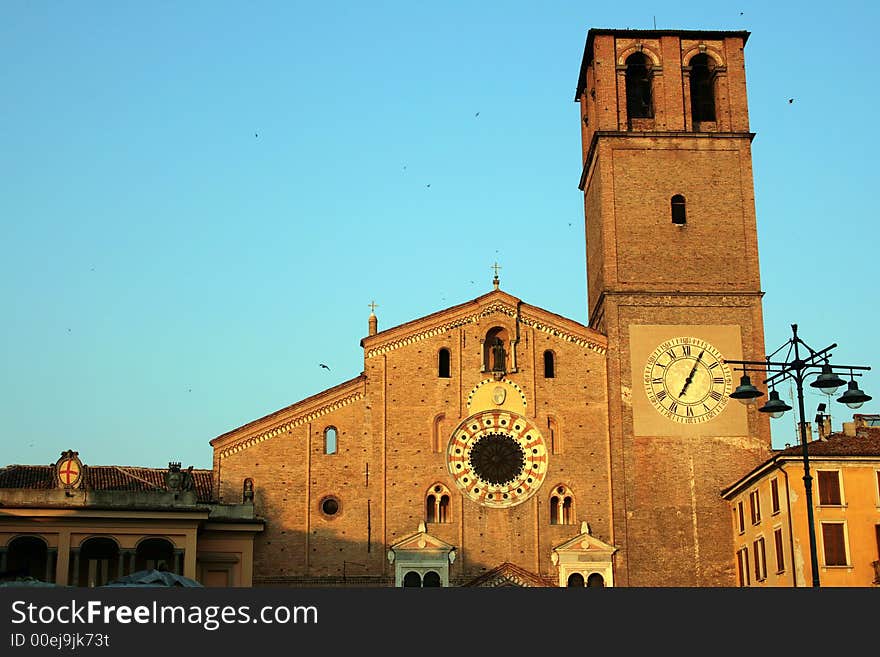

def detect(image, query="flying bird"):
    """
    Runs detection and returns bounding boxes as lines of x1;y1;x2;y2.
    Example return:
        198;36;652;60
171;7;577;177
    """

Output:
426;184;431;188
319;363;331;371
475;112;480;117
788;98;794;104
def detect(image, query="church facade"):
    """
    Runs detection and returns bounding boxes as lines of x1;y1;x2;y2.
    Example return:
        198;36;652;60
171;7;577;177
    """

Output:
212;28;774;587
1;27;779;587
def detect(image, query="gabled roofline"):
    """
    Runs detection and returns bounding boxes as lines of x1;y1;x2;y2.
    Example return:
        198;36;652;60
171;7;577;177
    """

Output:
360;288;606;356
210;375;366;450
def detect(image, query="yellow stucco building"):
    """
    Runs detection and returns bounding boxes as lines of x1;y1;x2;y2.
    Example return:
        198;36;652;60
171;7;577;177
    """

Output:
722;416;880;587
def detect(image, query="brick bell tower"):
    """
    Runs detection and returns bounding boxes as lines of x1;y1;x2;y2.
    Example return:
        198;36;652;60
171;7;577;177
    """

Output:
575;29;773;586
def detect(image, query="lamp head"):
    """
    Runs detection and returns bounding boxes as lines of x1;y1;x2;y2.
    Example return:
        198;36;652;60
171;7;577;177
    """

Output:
758;389;792;419
810;364;845;396
730;374;763;406
836;379;872;409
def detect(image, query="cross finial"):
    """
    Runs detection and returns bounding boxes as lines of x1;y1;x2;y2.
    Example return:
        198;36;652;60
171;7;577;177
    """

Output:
491;262;501;290
368;300;379;313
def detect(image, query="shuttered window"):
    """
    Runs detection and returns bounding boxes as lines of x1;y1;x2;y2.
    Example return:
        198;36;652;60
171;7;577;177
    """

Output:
818;471;841;505
774;528;785;574
822;523;847;566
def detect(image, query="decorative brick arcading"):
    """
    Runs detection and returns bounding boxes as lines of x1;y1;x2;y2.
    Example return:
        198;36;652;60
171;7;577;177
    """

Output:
365;302;605;357
218;390;363;458
519;312;606;355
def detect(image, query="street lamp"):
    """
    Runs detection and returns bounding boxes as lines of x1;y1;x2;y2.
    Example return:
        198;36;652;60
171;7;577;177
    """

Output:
724;324;871;588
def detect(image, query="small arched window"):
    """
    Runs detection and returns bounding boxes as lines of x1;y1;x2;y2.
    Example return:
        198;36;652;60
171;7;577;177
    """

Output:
438;348;451;378
426;484;452;523
689;53;717;124
324;426;338;455
625;52;654;120
543;350;555;378
671;195;686;225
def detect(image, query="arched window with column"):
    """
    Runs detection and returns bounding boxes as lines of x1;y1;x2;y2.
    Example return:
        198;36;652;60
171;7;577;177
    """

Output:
689;53;717;124
135;537;176;573
76;537;121;587
426;483;452;523
549;485;575;525
625;52;654;122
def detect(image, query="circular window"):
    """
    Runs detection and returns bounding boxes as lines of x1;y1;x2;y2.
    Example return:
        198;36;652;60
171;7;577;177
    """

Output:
446;410;548;509
469;433;525;485
320;496;341;517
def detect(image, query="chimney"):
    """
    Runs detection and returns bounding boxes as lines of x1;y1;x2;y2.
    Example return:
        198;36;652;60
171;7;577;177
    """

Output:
798;421;813;443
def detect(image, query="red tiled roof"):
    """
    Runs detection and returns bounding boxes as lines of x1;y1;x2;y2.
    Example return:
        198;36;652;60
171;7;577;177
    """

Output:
775;428;880;458
0;465;214;503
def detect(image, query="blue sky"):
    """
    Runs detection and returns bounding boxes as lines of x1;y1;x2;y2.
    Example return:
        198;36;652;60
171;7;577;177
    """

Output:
2;1;877;469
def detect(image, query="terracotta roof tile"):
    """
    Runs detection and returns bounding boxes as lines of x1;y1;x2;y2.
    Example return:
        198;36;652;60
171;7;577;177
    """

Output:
775;428;880;458
0;465;214;503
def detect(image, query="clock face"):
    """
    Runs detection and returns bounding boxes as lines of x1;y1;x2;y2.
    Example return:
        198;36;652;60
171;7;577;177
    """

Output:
643;336;733;423
446;410;548;508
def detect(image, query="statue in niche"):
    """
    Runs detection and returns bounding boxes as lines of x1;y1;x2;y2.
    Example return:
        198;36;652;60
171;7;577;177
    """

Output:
491;338;506;373
243;478;254;503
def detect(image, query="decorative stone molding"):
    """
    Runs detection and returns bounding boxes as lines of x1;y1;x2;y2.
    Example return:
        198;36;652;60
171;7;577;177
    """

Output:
218;390;363;458
365;303;605;358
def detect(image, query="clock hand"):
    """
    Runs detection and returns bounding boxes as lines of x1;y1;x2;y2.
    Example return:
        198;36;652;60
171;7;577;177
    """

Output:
678;350;705;398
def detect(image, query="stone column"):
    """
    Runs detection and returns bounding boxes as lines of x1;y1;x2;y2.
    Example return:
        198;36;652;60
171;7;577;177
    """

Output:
174;550;183;575
129;551;137;574
45;549;57;583
70;549;80;587
55;532;71;586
